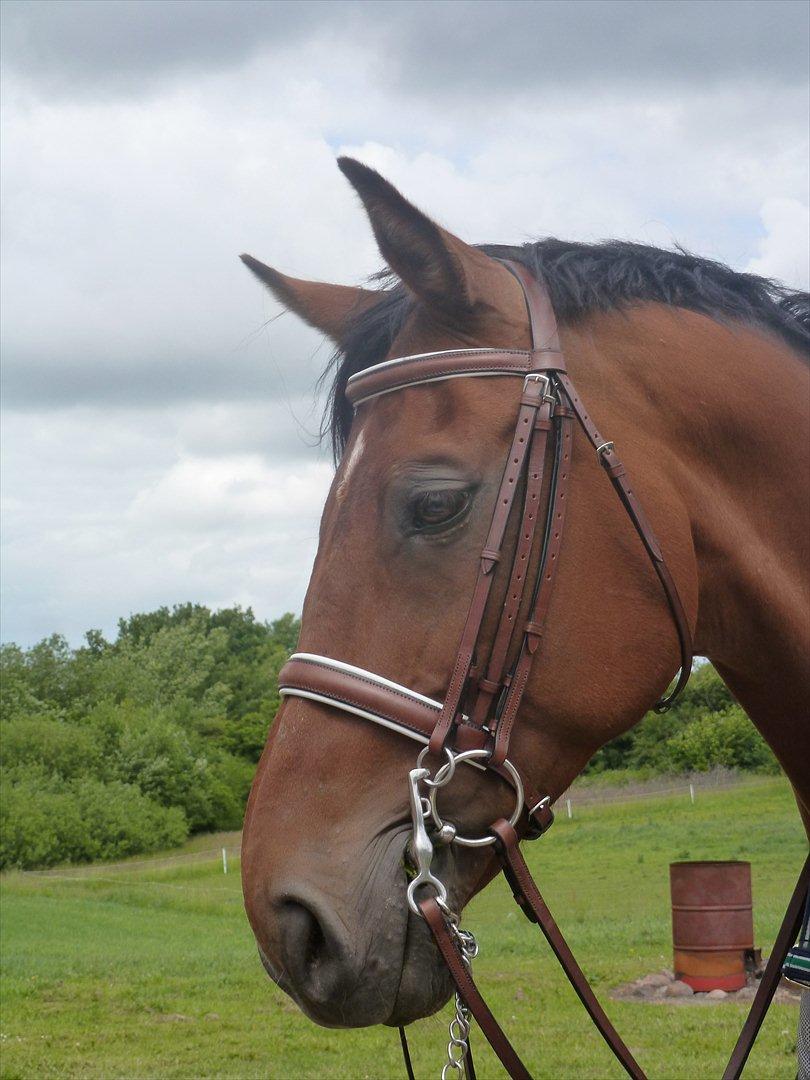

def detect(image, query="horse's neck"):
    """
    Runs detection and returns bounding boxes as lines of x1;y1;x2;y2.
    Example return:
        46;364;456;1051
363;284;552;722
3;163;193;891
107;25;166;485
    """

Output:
571;305;809;805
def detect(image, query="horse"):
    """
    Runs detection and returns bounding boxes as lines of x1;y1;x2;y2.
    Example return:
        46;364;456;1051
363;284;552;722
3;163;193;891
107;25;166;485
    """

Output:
239;158;810;1073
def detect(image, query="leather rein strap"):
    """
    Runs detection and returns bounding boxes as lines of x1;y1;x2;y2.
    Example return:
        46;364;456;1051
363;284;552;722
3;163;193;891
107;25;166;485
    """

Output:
419;845;808;1080
275;262;805;1078
418;817;647;1080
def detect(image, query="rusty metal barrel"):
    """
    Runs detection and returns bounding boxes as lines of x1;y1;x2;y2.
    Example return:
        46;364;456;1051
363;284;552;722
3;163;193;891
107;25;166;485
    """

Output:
670;861;754;992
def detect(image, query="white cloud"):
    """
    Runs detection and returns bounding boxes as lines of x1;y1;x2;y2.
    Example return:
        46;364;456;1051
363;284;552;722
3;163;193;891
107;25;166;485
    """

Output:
746;198;810;290
1;5;807;645
128;455;331;534
1;405;330;645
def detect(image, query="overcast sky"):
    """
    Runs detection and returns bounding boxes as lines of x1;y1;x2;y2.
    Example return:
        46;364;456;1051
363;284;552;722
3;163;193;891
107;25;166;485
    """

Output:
2;0;808;647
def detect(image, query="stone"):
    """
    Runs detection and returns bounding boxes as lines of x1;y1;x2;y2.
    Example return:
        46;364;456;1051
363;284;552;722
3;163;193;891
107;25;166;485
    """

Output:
706;989;727;1000
735;986;757;1000
664;980;694;998
639;973;671;989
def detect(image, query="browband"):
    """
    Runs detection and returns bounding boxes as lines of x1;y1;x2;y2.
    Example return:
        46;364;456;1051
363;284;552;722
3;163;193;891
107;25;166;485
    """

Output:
346;347;566;406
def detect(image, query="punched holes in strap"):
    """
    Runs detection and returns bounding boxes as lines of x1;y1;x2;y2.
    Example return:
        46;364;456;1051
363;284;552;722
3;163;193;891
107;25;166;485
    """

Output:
469;397;553;729
428;376;549;756
488;406;574;767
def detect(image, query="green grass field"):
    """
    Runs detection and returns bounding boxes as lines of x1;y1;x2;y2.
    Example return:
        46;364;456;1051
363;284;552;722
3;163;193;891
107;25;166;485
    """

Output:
1;776;806;1079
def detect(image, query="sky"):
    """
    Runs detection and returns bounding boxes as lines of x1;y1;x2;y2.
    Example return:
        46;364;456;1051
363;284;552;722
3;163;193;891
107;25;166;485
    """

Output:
2;0;808;647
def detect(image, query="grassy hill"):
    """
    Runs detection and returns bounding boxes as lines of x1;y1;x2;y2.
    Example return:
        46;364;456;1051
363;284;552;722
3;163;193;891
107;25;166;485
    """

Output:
1;775;806;1078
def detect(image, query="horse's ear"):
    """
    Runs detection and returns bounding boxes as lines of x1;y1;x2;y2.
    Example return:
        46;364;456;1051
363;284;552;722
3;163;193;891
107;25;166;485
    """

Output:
240;254;379;345
337;157;502;314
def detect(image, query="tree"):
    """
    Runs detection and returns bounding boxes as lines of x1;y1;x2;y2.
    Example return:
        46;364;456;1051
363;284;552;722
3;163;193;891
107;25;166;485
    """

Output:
0;605;301;867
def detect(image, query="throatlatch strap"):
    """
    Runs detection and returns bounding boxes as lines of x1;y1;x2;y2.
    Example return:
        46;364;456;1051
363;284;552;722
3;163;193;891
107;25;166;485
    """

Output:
556;371;693;710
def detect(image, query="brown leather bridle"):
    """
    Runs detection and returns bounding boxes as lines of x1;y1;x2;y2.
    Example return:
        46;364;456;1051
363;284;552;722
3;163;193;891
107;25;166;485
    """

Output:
276;262;809;1079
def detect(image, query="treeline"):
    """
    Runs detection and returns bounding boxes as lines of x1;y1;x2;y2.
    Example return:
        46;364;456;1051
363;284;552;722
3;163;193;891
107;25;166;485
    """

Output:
1;606;778;869
1;605;298;869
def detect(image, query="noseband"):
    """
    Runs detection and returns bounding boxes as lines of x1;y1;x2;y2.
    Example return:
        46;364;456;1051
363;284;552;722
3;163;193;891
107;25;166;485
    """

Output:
275;262;808;1079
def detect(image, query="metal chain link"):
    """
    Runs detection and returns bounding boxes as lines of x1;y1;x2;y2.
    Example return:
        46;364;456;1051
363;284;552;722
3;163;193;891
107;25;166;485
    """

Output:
440;920;479;1079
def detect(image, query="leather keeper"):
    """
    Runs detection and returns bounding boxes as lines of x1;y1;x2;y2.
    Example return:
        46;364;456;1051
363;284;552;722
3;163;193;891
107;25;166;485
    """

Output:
477;676;502;695
525;800;555;840
480;551;500;574
528;348;566;372
491;821;541;919
520;391;542;408
512;890;540;924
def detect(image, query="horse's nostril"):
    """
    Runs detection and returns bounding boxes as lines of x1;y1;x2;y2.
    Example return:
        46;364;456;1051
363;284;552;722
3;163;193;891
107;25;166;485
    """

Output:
281;901;325;972
277;897;353;1007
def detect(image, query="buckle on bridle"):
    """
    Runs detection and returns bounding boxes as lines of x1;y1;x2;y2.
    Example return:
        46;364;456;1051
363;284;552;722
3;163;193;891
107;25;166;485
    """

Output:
595;440;614;460
525;795;554;840
524;372;557;406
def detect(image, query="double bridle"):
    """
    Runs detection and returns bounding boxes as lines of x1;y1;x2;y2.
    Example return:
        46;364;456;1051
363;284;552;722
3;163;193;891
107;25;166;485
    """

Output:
277;262;809;1079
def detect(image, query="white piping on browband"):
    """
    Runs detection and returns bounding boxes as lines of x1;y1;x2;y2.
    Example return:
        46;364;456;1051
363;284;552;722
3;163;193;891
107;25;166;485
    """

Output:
278;689;429;745
350;369;525;406
288;652;444;709
345;348;524;387
279;653;485;770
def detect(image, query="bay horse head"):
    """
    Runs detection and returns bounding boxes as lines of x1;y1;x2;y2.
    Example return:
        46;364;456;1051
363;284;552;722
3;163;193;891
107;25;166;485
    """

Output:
239;159;810;1032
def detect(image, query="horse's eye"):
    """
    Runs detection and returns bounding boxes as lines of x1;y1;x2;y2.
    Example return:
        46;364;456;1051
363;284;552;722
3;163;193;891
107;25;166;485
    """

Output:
411;489;470;530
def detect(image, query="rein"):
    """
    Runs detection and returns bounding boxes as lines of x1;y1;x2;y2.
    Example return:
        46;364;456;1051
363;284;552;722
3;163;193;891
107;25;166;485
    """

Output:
277;261;808;1078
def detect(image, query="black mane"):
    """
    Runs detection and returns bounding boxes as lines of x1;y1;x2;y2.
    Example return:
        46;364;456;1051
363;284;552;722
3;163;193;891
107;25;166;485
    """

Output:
324;239;810;457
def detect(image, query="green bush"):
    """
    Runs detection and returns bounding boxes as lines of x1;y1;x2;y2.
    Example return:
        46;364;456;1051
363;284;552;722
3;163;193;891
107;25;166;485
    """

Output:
666;706;779;773
108;711;252;832
0;644;58;721
0;775;188;870
0;604;299;868
199;753;256;832
214;700;275;760
1;717;103;781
